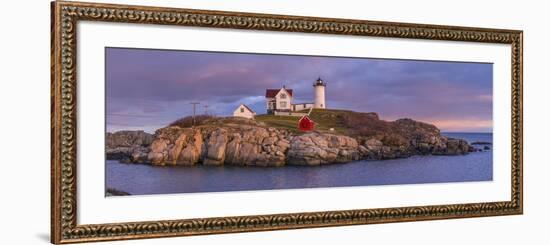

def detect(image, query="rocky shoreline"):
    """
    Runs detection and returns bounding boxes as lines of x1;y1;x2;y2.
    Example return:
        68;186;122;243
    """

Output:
106;116;476;167
106;130;153;161
105;188;131;196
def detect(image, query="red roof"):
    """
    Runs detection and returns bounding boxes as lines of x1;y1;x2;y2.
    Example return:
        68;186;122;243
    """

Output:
265;88;293;98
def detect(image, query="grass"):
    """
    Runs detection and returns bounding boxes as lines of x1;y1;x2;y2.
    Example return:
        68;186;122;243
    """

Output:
255;109;352;134
255;109;441;147
165;109;372;135
255;114;303;133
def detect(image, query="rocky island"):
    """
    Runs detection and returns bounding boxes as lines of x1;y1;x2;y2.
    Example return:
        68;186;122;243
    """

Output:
106;109;476;167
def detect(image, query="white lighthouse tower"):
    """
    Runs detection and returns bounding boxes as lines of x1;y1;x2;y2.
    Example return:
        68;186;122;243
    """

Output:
313;77;326;109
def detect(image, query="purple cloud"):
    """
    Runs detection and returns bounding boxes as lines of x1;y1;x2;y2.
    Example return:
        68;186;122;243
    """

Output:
106;47;492;133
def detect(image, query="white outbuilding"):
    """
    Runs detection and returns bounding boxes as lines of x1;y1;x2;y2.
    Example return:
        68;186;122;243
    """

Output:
233;104;256;119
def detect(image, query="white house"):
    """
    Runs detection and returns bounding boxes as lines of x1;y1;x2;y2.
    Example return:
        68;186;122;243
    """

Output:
265;86;294;114
233;104;256;119
265;78;327;115
265;86;315;114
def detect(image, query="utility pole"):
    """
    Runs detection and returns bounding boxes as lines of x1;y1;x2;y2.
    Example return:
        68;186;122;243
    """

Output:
190;102;200;126
204;104;209;115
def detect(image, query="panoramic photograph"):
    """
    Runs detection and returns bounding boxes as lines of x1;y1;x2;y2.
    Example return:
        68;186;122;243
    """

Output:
105;47;493;196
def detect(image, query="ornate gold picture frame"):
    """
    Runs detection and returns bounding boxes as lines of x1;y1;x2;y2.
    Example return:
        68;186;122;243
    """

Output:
51;0;523;243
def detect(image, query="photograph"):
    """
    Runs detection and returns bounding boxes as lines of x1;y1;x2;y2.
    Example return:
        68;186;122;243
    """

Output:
105;47;494;196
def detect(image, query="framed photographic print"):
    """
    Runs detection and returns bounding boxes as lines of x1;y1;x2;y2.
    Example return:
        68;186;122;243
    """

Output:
51;0;523;243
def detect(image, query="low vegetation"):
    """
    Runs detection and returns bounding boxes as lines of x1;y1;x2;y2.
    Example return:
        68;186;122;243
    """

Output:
168;114;263;129
255;109;374;135
256;109;439;146
168;110;440;147
168;114;216;128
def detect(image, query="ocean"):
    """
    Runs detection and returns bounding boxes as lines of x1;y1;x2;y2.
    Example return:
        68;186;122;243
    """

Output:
105;132;493;195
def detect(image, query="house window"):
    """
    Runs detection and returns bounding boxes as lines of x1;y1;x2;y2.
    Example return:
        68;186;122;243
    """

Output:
280;101;287;108
240;108;244;113
280;93;287;99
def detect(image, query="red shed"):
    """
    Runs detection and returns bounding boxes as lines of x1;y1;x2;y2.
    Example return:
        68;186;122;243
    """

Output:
298;115;315;131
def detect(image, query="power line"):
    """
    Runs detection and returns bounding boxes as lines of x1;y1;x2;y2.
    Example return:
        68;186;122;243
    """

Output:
190;102;200;126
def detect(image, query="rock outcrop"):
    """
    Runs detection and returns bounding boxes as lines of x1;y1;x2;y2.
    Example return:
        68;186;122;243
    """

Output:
143;124;290;167
107;116;475;167
145;127;203;166
287;133;360;165
106;130;153;162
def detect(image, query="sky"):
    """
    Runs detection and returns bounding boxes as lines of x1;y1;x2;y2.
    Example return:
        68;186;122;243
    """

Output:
106;47;493;133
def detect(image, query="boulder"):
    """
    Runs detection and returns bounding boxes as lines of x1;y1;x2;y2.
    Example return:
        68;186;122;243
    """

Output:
262;136;278;145
433;138;472;155
224;134;242;165
131;150;149;163
148;138;169;165
176;130;203;165
106;147;133;161
364;138;383;151
142;128;204;166
203;129;229;166
106;130;153;161
276;139;290;148
287;133;360;166
106;130;153;149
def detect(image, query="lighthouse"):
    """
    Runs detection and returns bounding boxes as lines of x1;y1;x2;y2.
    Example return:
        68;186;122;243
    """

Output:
313;77;326;109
